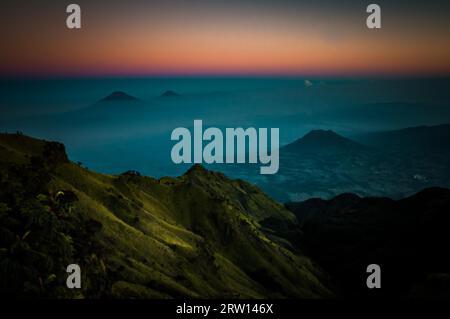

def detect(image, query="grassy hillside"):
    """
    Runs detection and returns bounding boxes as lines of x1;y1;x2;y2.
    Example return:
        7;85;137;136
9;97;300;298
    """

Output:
0;133;333;298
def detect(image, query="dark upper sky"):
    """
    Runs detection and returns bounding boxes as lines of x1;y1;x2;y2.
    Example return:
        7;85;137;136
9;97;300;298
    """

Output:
1;0;450;76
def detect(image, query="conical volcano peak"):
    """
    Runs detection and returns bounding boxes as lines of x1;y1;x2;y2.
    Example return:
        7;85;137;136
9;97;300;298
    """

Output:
99;91;140;102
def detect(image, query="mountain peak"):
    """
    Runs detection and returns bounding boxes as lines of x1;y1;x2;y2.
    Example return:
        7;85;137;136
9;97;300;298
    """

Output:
303;129;342;139
160;90;180;98
99;91;139;102
185;164;209;176
283;129;364;153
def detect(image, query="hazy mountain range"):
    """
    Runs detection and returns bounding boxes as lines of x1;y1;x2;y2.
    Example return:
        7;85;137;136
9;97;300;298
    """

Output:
2;89;450;202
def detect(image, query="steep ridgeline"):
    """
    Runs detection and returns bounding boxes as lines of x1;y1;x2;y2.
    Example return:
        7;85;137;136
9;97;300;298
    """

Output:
0;133;333;298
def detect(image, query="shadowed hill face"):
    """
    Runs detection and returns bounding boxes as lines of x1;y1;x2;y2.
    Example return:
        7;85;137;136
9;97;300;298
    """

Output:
0;133;333;298
286;188;450;298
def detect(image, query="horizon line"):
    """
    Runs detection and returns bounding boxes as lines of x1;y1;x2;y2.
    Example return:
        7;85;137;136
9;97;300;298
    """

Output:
2;72;450;80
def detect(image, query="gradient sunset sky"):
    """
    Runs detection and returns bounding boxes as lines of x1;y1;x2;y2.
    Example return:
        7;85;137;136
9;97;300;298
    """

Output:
1;0;450;77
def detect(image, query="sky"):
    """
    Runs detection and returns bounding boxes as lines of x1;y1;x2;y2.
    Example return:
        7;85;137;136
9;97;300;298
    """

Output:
1;0;450;77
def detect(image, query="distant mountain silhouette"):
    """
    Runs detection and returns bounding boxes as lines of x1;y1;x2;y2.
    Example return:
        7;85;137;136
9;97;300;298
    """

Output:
282;130;365;153
46;91;145;122
355;123;450;152
99;91;140;102
160;90;180;98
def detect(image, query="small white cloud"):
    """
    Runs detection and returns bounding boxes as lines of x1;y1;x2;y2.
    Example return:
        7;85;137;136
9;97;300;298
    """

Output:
304;80;313;87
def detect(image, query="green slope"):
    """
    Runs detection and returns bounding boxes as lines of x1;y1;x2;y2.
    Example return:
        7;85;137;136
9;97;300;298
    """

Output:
0;133;333;298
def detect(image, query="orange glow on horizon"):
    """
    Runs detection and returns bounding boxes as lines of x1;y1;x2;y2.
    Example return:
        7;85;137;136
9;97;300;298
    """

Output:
2;2;450;77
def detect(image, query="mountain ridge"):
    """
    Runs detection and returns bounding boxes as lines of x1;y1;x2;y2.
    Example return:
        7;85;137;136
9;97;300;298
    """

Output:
0;132;332;298
354;123;450;152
